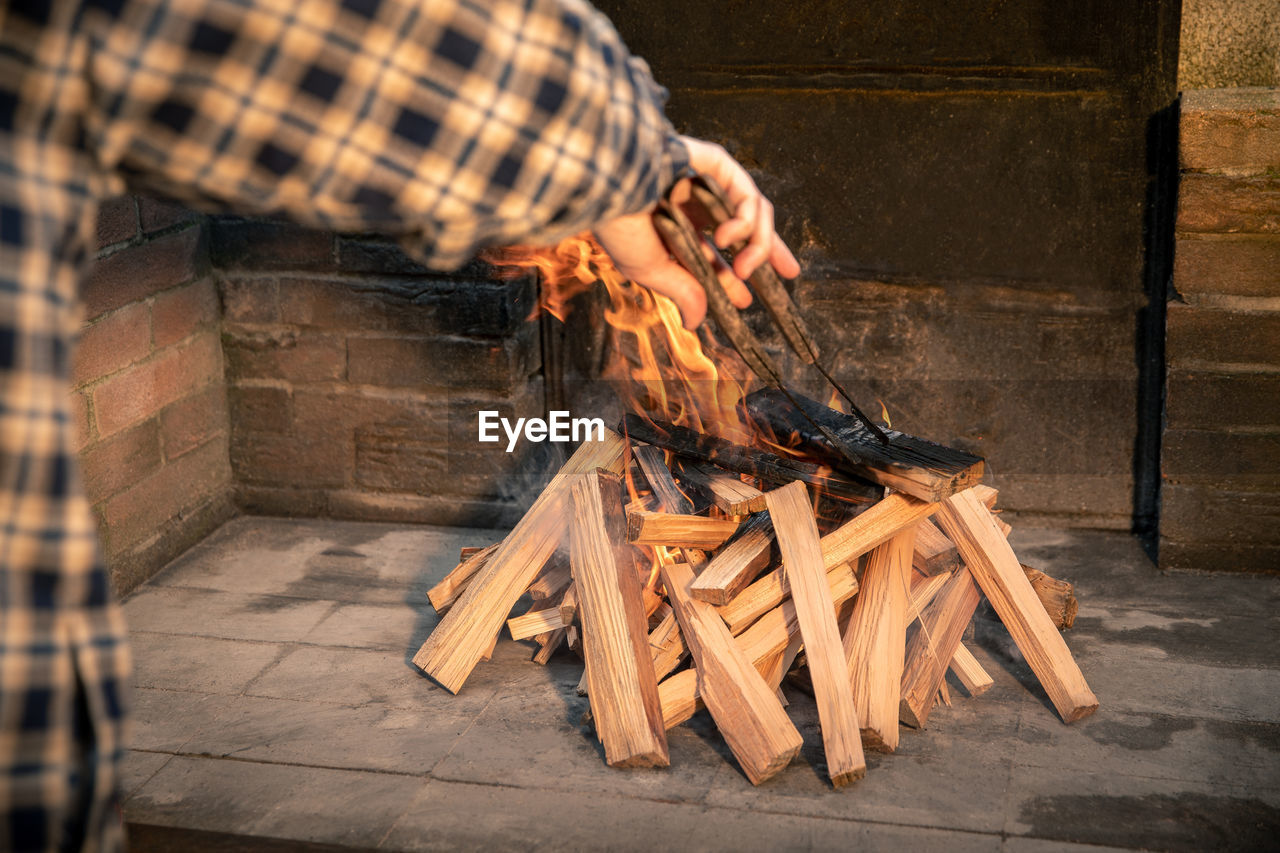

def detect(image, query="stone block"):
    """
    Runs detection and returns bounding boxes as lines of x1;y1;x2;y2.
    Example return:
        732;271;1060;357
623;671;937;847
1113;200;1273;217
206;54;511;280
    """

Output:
100;438;231;553
84;226;204;320
1180;90;1280;175
208;217;335;271
80;419;163;503
72;300;152;387
1162;483;1280;543
1166;372;1280;430
1159;539;1280;573
346;332;538;392
152;279;219;348
1162;429;1280;484
1174;235;1280;298
162;384;229;460
137;195;200;233
227;383;293;434
221;327;345;383
219;277;280;323
96;196;138;249
1166;303;1280;369
1177;173;1280;234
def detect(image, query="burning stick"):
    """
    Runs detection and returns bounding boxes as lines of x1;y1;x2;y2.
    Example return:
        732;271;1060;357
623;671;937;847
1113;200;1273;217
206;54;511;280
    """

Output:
743;389;985;503
413;430;628;693
625;415;877;505
570;470;669;768
674;462;767;515
768;481;866;787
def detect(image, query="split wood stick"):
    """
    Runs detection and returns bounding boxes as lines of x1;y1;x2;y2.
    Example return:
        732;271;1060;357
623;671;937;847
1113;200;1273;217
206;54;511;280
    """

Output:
662;562;859;730
566;624;582;657
661;560;803;784
627;510;740;549
912;519;960;577
459;546;486;560
648;605;688;680
899;567;981;728
676;462;767;514
413;431;628;693
528;562;572;601
936;489;1097;723
690;512;774;605
508;598;567;641
994;516;1013;537
950;642;994;696
428;543;498;615
1023;565;1079;629
908;570;951;620
971;484;999;508
633;444;694;514
532;629;565;665
559;581;579;625
571;469;669;768
718;491;932;634
938;680;952;707
657;668;700;727
842;527;915;752
624;414;877;505
768;481;865;786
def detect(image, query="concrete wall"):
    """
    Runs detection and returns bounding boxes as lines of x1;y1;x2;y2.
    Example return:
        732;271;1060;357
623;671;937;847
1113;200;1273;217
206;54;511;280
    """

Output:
76;198;235;593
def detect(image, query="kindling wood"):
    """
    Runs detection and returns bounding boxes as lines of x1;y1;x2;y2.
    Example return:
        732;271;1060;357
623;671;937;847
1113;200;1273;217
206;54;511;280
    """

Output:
428;543;498;615
768;481;866;786
899;566;981;728
690;512;774;606
571;469;669;768
626;510;741;549
843;527;915;752
936;489;1098;724
413;430;628;693
675;461;768;515
661;560;803;785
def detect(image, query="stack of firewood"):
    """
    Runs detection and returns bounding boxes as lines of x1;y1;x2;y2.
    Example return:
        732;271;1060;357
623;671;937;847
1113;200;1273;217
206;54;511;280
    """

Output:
413;407;1095;788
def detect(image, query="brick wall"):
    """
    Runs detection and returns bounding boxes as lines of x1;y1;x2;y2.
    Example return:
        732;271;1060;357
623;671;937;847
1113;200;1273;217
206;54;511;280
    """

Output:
1162;88;1280;571
76;197;235;593
212;217;544;529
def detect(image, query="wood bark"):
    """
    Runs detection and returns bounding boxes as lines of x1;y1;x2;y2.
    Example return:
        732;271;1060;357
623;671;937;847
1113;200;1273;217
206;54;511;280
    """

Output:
413;430;628;693
936;489;1097;723
768;481;866;786
1023;565;1079;629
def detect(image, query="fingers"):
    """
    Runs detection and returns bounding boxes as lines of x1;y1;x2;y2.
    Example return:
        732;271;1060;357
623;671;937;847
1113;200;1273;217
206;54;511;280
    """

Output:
681;135;801;282
593;210;709;329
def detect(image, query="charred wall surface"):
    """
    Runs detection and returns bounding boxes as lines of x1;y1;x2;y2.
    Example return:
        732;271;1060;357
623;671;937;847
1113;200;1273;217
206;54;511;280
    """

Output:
594;0;1182;531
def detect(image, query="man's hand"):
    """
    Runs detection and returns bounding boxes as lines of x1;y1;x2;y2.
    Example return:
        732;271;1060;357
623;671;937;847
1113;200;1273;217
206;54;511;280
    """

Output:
593;135;800;330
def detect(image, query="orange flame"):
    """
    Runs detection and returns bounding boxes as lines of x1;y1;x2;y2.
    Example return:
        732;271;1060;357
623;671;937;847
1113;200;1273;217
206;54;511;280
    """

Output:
486;233;755;443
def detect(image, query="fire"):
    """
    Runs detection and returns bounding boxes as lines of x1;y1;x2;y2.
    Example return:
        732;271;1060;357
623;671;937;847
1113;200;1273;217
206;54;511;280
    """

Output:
485;233;755;443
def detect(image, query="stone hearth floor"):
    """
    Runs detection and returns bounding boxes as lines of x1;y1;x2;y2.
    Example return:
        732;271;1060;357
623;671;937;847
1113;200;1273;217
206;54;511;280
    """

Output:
119;517;1280;852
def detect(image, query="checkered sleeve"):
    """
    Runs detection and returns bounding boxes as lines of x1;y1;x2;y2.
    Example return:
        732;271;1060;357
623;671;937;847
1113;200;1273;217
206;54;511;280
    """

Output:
90;0;690;268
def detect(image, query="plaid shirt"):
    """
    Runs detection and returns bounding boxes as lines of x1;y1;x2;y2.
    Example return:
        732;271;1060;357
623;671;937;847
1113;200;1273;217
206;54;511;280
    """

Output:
0;0;687;849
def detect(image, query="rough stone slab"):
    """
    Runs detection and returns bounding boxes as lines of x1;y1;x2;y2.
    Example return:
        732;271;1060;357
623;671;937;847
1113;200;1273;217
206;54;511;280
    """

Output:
1177;173;1280;234
1174;235;1280;298
1166;302;1280;370
1166;371;1280;429
1180;88;1280;174
126;755;422;849
383;777;1005;853
128;633;282;694
124;586;336;643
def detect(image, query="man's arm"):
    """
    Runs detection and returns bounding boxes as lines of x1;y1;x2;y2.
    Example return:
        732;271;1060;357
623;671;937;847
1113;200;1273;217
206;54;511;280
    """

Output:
86;0;794;325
